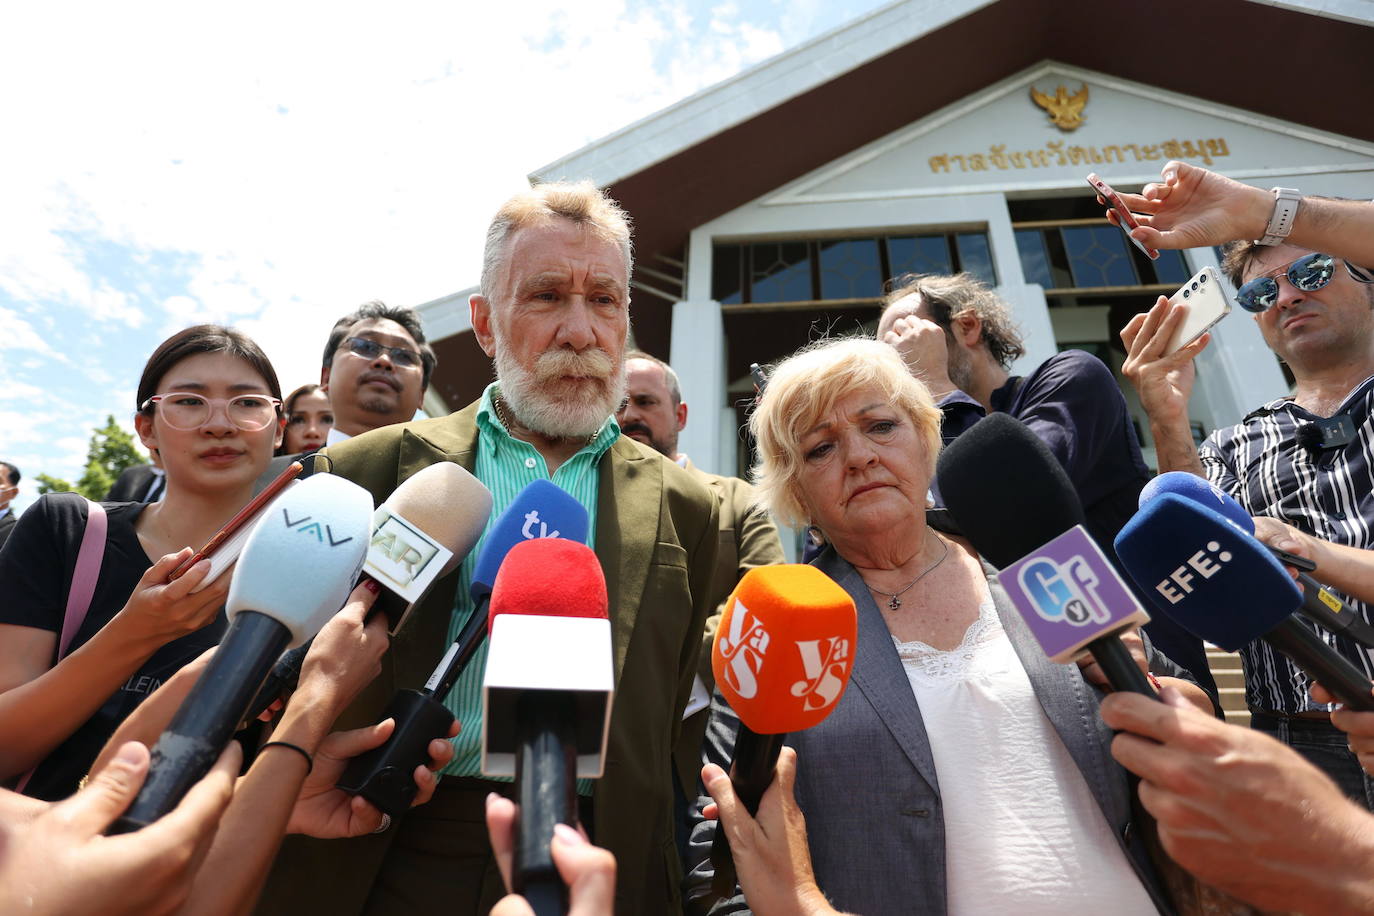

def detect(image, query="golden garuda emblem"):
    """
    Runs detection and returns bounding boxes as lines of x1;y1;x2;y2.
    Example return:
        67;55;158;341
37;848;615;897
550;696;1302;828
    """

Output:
1030;83;1089;131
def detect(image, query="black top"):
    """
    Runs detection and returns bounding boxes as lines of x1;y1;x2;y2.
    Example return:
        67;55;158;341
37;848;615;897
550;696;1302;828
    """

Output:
0;493;227;800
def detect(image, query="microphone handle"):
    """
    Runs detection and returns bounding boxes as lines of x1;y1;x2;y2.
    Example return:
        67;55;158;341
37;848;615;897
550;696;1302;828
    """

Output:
1265;617;1374;711
1297;575;1374;650
513;691;578;916
111;611;291;833
709;725;785;900
1086;635;1157;697
427;594;492;700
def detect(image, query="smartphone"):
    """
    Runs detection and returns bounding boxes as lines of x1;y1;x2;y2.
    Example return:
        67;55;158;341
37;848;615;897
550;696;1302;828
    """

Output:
1087;173;1159;260
173;460;304;591
1164;266;1231;355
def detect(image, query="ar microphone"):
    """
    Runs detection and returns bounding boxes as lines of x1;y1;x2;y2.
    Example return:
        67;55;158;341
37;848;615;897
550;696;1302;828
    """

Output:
482;538;614;916
936;413;1155;694
1141;472;1374;649
1115;494;1374;711
706;565;856;901
110;474;373;833
244;463;493;724
337;479;589;816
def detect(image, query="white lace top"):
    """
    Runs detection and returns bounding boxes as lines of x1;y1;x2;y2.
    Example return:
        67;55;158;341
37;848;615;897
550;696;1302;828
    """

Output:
894;599;1157;916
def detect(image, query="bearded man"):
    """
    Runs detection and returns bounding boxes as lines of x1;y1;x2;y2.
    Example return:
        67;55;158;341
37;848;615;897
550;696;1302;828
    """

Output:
258;181;719;916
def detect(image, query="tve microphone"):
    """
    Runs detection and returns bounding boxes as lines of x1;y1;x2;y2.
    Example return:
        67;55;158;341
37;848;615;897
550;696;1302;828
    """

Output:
244;463;493;724
936;413;1155;694
1140;471;1374;649
337;479;589;816
1115;494;1374;710
482;538;613;916
110;474;373;833
707;565;856;901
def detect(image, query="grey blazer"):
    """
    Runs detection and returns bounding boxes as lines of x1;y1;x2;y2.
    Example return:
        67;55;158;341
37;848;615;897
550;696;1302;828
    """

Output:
685;547;1177;916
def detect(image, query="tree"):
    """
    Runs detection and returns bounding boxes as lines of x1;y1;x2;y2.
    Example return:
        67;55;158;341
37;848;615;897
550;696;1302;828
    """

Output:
36;416;147;500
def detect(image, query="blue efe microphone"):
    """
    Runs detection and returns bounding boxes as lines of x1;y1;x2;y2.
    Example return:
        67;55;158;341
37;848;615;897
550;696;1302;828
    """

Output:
1115;493;1374;710
337;479;590;815
1142;472;1374;649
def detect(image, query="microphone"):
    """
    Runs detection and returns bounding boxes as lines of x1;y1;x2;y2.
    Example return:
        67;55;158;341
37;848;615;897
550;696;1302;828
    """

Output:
706;565;857;901
244;463;493;724
1115;494;1374;711
482;538;614;916
337;479;589;816
109;473;373;833
936;413;1156;694
1140;472;1374;649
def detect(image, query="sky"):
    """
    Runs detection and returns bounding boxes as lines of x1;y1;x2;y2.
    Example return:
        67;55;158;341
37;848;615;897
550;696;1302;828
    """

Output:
0;0;894;514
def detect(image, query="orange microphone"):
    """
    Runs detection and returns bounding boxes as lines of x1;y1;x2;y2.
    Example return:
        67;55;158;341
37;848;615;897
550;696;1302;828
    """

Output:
709;564;856;897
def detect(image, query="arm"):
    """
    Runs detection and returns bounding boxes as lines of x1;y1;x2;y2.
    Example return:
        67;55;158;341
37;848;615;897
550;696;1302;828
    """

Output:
1113;160;1374;265
1075;628;1214;715
1118;297;1209;476
486;795;617;916
1252;517;1374;605
1101;685;1374;914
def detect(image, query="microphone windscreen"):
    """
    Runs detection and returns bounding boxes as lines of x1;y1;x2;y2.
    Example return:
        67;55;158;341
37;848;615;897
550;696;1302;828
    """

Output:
473;479;590;600
227;473;373;647
936;413;1085;568
1114;494;1302;651
488;537;608;624
383;463;493;576
1139;471;1253;533
712;565;857;735
1296;423;1323;452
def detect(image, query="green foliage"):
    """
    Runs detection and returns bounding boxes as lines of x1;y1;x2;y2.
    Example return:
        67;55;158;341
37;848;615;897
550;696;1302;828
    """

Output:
36;416;147;500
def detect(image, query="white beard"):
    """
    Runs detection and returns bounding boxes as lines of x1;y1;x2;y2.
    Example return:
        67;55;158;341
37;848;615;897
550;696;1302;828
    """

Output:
493;327;626;439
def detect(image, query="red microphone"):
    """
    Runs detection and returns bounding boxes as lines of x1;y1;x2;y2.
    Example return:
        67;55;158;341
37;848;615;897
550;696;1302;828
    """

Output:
481;538;611;916
709;564;856;898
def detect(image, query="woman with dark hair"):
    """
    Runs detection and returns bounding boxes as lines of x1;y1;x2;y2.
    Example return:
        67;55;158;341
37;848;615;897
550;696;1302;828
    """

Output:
278;383;334;456
0;324;285;800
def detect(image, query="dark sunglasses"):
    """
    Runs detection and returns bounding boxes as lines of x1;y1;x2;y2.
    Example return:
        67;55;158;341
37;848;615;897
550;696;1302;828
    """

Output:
1236;252;1335;313
342;335;422;369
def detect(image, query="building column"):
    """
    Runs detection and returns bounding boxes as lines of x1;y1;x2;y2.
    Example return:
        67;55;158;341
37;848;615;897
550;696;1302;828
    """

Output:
670;299;727;475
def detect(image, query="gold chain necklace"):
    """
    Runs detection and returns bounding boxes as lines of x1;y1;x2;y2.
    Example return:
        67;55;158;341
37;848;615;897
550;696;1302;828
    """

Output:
492;392;600;448
863;531;950;611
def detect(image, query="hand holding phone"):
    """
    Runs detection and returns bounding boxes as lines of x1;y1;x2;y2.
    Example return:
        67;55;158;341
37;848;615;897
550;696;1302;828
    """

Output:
1088;173;1160;260
1164;266;1231;354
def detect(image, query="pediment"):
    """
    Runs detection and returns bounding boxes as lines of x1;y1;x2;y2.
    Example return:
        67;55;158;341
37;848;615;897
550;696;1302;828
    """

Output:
765;62;1374;205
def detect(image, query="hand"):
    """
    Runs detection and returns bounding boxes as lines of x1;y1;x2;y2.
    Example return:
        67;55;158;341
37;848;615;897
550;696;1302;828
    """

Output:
0;740;239;916
1106;161;1273;251
1313;682;1374;776
1076;627;1148;689
1120;296;1208;426
700;747;842;916
486;795;614;916
113;549;229;646
1252;517;1317;581
287;716;458;838
880;314;957;398
1101;685;1374;913
292;580;390;722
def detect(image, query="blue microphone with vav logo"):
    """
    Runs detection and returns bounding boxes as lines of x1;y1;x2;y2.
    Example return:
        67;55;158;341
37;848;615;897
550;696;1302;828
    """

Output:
937;414;1156;695
1115;493;1374;711
1141;472;1374;649
111;474;374;833
337;479;590;815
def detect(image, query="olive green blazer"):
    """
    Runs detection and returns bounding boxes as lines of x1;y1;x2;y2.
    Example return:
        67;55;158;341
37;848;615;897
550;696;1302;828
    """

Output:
257;401;719;916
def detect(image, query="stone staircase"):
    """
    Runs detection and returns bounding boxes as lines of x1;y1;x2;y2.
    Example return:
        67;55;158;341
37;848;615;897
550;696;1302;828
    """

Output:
1207;646;1249;726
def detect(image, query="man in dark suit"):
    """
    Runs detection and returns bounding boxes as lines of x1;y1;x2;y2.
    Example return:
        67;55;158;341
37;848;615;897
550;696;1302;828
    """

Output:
104;452;163;503
259;181;718;916
0;461;19;550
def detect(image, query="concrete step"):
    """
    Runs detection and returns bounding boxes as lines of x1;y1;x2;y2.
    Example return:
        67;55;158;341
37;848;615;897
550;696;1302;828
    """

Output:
1213;669;1245;689
1224;709;1252;727
1217;686;1247;711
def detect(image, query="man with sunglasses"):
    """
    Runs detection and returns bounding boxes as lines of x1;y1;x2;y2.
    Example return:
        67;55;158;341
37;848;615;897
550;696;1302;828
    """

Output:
1122;206;1374;806
320;301;436;444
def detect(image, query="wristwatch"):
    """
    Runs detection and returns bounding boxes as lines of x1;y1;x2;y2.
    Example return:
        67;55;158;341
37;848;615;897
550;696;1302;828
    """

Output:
1256;187;1302;246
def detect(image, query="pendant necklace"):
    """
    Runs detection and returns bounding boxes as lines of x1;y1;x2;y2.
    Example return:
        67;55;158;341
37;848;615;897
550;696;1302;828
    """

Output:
864;531;949;611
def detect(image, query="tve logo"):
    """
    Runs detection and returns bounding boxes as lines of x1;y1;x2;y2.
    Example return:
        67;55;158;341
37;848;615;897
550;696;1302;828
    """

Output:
520;509;560;540
283;508;355;547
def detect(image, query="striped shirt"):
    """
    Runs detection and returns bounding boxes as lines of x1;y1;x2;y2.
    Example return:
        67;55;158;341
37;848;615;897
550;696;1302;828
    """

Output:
1199;375;1374;714
440;383;619;786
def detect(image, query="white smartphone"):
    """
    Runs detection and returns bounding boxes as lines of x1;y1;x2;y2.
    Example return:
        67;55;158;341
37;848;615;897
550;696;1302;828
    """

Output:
1164;266;1230;354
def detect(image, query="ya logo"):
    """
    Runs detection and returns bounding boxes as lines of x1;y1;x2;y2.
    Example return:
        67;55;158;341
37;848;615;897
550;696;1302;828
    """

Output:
282;508;355;547
790;637;849;712
521;510;560;540
717;600;771;700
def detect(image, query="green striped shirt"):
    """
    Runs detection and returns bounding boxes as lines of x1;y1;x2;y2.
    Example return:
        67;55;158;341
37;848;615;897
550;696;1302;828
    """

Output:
440;383;619;788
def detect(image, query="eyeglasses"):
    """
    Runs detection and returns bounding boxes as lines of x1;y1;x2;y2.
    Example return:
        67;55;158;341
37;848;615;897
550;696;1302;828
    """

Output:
341;336;422;369
141;393;282;431
1236;252;1336;313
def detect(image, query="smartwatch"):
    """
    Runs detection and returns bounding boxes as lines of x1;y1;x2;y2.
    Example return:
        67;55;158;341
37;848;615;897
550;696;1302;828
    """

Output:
1256;187;1302;246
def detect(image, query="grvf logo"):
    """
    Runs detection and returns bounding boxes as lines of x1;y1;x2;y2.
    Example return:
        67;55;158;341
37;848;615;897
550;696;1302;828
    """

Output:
790;637;849;712
1155;541;1231;604
282;508;354;547
1019;556;1111;627
717;598;771;700
521;510;560;540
